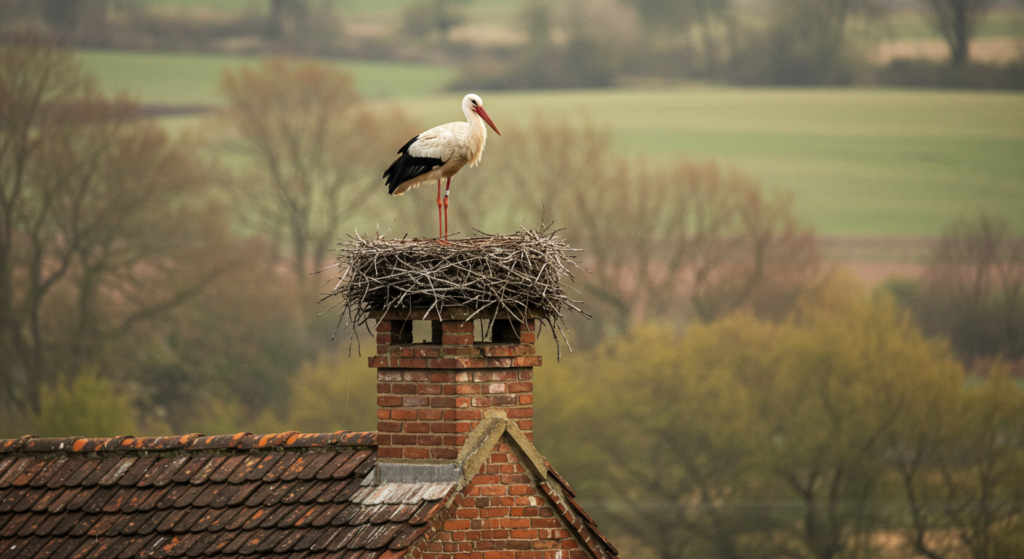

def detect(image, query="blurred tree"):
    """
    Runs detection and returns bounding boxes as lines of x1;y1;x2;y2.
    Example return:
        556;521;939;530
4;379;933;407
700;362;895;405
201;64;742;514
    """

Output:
220;59;415;285
277;351;378;433
0;38;229;422
921;0;995;66
402;0;471;44
536;274;964;559
890;366;1024;559
32;368;143;438
624;0;732;74
912;212;1024;366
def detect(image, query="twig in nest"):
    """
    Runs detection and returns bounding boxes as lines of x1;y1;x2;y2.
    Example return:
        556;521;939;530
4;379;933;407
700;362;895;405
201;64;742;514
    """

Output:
319;227;590;359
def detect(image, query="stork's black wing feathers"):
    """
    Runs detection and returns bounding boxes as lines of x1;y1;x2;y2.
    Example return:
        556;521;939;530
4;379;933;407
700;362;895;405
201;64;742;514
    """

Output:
383;135;446;195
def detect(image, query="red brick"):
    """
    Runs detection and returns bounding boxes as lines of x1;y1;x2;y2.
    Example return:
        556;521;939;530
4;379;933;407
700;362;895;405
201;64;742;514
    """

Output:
486;384;507;394
506;408;533;418
377;434;392;445
400;347;415;357
393;383;417;394
378;396;403;407
442;334;475;346
403;396;430;406
511;530;537;539
432;372;457;382
378;383;392;393
509;486;536;496
392;409;418;420
480;485;506;496
456;384;481;395
404;447;430;459
418;409;443;420
413;347;441;358
418;384;443;395
377;409;391;419
378;422;402;432
403;423;430;433
455;423;473;433
508;382;532;393
378;447;402;458
471;397;493;408
418;435;443;446
560;540;580;549
404;371;431;382
428;396;454;408
431;422;457;433
492;395;517;406
520;333;536;343
455;397;472;408
393;434;418;445
532;518;560;529
519;394;533;405
379;371;403;381
480;507;510;518
444;520;472;530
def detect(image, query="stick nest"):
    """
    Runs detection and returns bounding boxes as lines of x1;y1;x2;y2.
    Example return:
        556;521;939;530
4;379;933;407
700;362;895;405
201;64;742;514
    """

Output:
321;228;589;355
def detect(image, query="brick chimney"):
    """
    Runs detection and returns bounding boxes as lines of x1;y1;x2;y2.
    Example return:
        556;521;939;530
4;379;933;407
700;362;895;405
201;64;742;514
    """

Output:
370;309;541;463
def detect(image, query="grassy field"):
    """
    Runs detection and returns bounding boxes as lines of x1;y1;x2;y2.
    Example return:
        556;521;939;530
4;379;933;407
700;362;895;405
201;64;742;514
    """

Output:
77;50;1024;238
79;50;457;105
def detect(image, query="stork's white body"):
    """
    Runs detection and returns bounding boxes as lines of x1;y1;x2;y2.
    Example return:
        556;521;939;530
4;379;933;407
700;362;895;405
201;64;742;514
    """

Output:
387;95;494;196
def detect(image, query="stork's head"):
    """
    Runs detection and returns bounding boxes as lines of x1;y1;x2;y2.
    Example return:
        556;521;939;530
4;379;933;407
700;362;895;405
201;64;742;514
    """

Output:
464;93;500;136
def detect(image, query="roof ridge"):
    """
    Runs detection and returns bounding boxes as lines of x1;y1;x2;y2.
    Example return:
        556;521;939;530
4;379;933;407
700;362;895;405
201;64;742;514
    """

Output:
0;431;377;454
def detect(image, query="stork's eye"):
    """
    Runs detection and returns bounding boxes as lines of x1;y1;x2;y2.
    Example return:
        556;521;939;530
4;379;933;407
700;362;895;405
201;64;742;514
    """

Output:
472;100;478;106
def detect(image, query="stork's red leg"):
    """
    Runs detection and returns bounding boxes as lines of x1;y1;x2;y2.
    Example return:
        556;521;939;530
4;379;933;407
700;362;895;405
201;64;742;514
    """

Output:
443;177;451;241
436;179;443;240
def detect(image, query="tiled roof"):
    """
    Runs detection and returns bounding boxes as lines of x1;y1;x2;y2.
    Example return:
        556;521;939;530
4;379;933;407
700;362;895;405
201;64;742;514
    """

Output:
0;432;454;559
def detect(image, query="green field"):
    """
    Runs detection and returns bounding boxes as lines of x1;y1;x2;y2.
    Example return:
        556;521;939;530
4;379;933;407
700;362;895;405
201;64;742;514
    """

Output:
78;50;1024;237
79;50;457;105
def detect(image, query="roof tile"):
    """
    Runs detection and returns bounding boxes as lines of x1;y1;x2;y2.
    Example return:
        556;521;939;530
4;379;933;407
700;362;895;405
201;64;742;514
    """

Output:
220;529;250;554
316;526;354;552
72;438;112;453
407;501;443;526
189;508;228;533
119;534;158;559
97;458;139;486
263;454;301;483
30;487;65;512
121;510;156;535
295;454;338;481
0;456;18;477
85;512;120;536
157;508;191;533
10;458;49;487
130;485;170;513
156;484;192;509
173;485;207;508
72;487;109;513
189;456;228;485
26;511;59;537
80;457;121;487
28;456;69;487
189;432;251;452
172;508;210;534
68;537;100;559
184;531;225;558
220;482;259;508
48;458;88;488
63;460;101;487
12;487;44;512
171;456;211;484
224;507;260;531
297;481;333;504
206;507;243;533
208;456;246;483
314;452;355;481
191;484;228;509
333;451;372;480
51;510;85;536
387;524;430;551
280;481;318;505
284;433;343;449
197;530;237;555
273;527;312;553
310;503;347;528
67;514;100;537
278;504;316;529
0;458;31;488
225;455;264;485
265;481;302;507
257;504;297;529
312;479;351;504
103;486;140;513
0;511;30;537
117;457;158;486
0;486;28;512
138;509;172;536
255;529;291;554
138;456;188;488
22;437;82;453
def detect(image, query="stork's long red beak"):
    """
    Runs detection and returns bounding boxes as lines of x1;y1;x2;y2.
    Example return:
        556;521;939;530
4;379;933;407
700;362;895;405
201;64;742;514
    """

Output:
474;106;501;136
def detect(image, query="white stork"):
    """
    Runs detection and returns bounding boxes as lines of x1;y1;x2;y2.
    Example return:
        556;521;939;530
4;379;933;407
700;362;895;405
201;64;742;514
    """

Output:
383;93;500;241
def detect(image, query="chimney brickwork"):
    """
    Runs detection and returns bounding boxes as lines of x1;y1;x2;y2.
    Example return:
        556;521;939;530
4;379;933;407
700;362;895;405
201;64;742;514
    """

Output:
372;315;540;462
